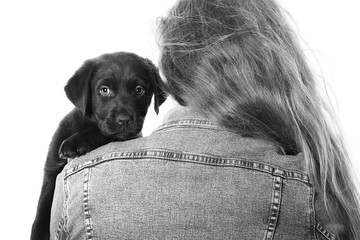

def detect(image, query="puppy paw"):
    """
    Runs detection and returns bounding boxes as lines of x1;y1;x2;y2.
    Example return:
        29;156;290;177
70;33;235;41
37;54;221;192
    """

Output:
59;133;93;159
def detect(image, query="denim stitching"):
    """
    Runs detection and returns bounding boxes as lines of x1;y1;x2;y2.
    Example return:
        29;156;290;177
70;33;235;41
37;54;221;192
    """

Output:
264;176;283;240
54;217;62;240
155;118;219;132
55;177;70;240
316;222;336;240
156;124;222;133
55;214;65;240
64;149;310;184
83;168;94;239
310;186;316;240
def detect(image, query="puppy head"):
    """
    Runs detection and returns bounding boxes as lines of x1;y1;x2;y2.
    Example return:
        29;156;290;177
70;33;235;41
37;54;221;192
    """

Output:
65;52;167;140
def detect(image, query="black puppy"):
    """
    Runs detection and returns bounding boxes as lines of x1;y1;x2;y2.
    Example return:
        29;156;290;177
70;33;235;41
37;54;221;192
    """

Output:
31;52;167;239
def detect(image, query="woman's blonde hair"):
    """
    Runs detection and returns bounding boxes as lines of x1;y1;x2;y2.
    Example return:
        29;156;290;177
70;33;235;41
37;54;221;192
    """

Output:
158;0;360;238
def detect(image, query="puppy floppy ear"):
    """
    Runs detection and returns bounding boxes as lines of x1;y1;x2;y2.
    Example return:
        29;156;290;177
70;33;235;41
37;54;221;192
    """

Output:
64;60;97;117
143;58;167;114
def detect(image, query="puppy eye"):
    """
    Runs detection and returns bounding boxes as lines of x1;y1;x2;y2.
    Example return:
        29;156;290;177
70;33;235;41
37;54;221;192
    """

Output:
135;86;145;96
100;86;111;96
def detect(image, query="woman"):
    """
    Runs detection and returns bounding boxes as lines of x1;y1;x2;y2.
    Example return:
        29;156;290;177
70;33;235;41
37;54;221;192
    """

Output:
158;0;360;238
50;0;360;239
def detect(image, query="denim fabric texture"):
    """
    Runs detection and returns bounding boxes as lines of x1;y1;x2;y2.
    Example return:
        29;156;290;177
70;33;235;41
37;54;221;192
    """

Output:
50;106;343;239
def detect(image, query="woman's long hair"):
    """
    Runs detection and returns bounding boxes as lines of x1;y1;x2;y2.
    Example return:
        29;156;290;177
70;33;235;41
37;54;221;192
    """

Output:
158;0;360;238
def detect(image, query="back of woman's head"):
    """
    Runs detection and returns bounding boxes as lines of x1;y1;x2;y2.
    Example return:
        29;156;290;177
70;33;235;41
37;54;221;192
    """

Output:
158;0;360;238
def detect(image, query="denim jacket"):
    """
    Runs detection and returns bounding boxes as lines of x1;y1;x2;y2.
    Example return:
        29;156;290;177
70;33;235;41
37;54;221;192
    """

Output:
50;106;344;239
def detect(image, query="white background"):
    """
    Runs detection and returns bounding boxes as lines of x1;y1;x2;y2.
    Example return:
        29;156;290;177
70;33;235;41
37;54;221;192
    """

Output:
0;0;359;238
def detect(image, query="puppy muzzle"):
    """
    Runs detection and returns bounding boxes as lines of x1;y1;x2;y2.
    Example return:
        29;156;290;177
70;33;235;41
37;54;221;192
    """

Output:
100;114;143;140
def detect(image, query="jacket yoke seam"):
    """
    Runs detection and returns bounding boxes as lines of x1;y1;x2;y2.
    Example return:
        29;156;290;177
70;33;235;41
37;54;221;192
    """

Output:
64;149;311;185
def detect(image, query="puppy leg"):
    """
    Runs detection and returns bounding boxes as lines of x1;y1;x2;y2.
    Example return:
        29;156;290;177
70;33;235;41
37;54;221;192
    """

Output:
31;165;64;240
31;109;82;239
31;138;66;240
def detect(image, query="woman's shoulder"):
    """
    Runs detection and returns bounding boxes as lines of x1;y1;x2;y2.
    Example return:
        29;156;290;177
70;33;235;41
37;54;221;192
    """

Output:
58;107;319;239
65;107;309;184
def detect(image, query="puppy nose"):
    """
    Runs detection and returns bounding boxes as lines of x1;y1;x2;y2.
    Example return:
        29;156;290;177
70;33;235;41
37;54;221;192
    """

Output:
116;115;132;127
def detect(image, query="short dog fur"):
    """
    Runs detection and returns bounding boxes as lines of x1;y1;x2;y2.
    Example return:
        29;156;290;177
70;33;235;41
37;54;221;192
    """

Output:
31;52;167;239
